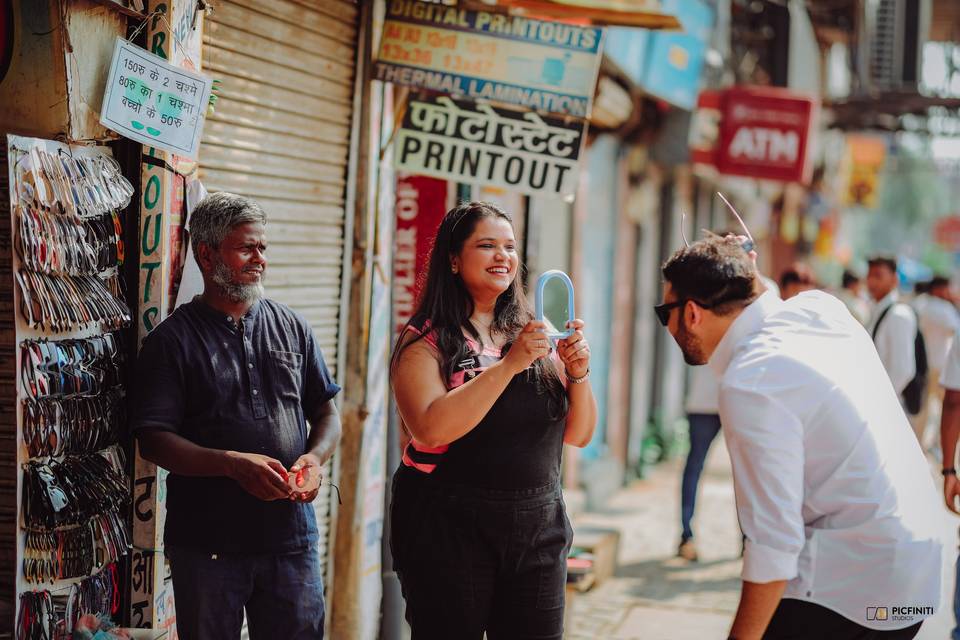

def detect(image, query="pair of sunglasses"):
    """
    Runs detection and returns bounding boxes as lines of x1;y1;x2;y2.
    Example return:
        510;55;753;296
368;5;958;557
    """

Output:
654;297;734;326
656;193;756;324
681;192;756;254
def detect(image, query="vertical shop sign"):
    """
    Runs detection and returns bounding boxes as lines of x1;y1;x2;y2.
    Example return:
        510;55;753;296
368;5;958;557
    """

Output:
130;1;203;636
842;135;886;209
393;175;449;336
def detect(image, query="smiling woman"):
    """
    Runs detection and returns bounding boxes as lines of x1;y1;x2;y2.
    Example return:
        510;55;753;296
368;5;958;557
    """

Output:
388;201;597;639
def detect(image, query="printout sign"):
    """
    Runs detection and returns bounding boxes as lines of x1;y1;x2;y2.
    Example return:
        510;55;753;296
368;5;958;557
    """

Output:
100;38;213;158
395;96;586;198
375;0;603;118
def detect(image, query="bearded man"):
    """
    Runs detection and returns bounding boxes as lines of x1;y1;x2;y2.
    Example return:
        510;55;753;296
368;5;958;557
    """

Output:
130;192;341;640
655;235;941;640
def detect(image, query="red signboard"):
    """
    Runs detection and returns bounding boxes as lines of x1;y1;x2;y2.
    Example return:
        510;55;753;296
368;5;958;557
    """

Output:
934;216;960;252
690;86;818;184
393;174;449;337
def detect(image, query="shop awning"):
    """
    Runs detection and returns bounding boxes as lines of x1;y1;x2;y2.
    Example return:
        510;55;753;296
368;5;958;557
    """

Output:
459;0;683;29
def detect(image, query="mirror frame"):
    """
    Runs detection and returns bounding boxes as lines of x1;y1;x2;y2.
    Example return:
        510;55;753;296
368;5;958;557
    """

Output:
535;270;575;339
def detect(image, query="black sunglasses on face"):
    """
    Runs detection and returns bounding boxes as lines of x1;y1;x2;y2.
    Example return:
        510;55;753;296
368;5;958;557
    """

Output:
654;299;686;326
655;294;745;326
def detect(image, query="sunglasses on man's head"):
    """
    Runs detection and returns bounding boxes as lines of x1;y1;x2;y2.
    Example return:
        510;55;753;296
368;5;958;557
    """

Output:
681;192;756;254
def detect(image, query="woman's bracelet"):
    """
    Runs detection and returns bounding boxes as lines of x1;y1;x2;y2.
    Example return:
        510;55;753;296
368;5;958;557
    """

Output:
566;367;590;384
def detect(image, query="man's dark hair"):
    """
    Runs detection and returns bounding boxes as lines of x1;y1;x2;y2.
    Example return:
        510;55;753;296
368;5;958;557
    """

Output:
915;280;932;295
661;236;758;316
780;263;815;289
841;269;859;289
867;255;897;273
930;276;950;290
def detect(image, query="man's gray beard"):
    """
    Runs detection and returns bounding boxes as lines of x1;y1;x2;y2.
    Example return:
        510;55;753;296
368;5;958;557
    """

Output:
212;261;264;303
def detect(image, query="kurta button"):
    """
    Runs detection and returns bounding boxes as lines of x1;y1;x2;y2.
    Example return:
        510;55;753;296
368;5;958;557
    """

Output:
252;389;259;395
248;363;253;369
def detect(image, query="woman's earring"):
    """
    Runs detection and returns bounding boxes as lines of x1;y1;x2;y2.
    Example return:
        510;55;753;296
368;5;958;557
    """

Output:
451;266;458;274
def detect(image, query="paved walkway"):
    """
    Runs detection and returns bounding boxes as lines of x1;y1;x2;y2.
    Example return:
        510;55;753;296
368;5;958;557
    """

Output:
567;440;959;640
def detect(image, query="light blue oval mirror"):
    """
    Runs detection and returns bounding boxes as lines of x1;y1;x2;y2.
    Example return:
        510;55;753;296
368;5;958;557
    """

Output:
535;270;575;339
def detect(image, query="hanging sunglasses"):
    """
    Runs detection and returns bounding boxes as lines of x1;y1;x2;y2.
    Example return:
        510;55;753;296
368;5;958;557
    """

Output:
23;513;129;584
22;389;124;459
22;445;129;531
15;270;131;333
20;337;123;401
17;590;54;640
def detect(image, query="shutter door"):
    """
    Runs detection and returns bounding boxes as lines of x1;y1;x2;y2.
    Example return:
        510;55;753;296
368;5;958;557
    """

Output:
199;0;359;585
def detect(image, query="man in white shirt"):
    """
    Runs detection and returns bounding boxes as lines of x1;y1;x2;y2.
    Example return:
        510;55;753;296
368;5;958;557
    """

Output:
656;236;942;639
866;256;922;433
937;334;960;640
837;269;870;326
916;277;960;443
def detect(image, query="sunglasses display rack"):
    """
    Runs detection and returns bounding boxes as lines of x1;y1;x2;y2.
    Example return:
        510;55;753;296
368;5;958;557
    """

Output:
7;135;134;639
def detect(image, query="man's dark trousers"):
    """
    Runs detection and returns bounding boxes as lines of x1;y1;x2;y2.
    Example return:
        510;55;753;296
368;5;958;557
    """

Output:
166;544;325;639
763;599;922;639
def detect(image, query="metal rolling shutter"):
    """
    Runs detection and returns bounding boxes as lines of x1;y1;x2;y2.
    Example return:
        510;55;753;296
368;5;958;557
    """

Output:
199;0;358;584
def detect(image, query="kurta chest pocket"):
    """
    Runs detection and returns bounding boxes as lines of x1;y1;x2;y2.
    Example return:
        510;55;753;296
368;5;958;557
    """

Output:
269;350;303;398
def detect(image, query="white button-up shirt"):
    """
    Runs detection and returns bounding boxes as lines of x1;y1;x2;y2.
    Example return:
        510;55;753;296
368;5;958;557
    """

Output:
868;291;918;394
710;290;942;630
685;364;720;414
940;332;960;390
915;293;960;372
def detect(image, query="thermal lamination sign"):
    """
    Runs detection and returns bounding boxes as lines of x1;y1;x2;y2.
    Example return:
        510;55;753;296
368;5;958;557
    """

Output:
394;96;586;198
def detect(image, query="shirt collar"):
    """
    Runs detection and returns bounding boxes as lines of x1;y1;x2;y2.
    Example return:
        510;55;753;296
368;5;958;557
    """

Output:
709;290;783;377
870;290;899;322
193;296;262;327
876;290;899;308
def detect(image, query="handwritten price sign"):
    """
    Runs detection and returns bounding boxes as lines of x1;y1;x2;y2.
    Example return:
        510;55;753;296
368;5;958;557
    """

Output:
100;38;213;158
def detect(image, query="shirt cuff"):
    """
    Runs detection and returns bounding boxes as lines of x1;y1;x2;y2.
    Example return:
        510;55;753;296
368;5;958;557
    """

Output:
741;539;800;583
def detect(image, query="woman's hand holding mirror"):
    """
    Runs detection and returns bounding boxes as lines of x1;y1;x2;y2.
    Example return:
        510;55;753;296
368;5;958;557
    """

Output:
557;319;590;379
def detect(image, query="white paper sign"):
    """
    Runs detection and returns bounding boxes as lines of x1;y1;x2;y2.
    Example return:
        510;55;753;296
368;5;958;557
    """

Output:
100;37;213;159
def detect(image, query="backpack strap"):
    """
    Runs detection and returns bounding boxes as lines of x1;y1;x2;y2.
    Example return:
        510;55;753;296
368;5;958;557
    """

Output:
871;303;894;341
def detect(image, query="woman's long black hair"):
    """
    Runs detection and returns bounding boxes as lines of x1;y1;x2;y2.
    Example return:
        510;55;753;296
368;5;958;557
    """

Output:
392;201;567;419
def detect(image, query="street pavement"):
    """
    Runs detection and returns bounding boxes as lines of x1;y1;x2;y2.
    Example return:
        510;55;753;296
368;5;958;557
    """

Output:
567;438;959;640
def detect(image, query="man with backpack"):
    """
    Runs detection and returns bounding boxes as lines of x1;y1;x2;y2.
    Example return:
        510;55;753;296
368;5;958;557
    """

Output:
866;256;928;439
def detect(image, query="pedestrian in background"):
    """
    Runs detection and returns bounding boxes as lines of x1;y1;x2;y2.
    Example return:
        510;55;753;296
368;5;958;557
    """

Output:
866;255;927;436
915;276;960;446
837;269;870;325
389;201;597;639
678;364;722;562
130;193;342;640
938;334;960;640
656;235;941;639
778;263;816;300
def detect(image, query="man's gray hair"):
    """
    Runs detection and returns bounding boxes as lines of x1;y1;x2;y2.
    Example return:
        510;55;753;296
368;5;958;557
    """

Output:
190;192;267;256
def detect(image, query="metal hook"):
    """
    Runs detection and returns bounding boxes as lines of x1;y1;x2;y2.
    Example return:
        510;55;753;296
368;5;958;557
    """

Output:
680;211;691;248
